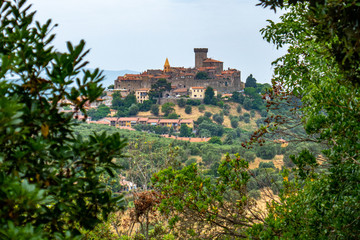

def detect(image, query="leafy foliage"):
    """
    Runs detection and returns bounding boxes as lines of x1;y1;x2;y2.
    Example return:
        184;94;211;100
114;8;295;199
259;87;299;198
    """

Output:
249;1;360;238
195;71;209;80
0;1;126;238
245;74;257;88
150;79;171;104
161;102;175;117
152;154;259;239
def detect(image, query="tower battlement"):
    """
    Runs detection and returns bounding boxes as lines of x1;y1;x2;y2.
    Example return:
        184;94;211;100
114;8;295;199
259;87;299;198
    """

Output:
194;48;208;69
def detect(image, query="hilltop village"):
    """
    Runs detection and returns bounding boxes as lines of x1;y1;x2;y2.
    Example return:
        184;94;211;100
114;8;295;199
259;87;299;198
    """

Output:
57;48;247;138
114;48;244;102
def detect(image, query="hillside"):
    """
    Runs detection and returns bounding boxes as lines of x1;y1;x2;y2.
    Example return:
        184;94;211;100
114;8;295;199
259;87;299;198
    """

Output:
137;102;260;131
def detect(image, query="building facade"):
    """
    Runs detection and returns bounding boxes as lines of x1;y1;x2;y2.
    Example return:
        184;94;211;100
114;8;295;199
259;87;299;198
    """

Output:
114;48;242;95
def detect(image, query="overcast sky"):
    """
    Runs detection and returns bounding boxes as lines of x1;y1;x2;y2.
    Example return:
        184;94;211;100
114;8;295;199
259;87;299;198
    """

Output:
29;0;286;84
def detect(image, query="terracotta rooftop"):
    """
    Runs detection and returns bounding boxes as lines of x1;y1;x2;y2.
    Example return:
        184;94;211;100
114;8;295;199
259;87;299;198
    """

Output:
191;87;205;89
147;119;159;123
173;88;188;93
118;117;138;121
203;58;223;63
154;75;170;79
104;117;118;121
138;118;149;122
136;88;150;91
159;119;180;123
90;120;110;125
198;67;217;71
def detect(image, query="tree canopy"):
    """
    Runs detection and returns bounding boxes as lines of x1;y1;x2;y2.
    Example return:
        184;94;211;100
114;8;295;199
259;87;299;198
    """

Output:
150;78;171;104
249;1;360;238
245;74;257;88
0;1;126;238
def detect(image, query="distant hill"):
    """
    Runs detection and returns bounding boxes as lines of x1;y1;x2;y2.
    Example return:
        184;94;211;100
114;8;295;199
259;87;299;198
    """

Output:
89;69;140;88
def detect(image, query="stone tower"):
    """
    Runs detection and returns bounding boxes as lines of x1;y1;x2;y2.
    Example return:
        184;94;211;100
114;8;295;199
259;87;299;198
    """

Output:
164;58;170;73
194;48;208;69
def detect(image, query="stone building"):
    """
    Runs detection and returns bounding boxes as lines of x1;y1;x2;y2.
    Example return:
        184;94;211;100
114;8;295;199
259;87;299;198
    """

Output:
135;88;150;103
114;48;242;95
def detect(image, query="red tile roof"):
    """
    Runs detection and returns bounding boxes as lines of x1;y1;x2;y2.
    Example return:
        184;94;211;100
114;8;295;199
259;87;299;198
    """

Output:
159;119;180;123
104;117;118;121
118;117;138;121
203;58;223;63
198;67;217;71
147;119;159;123
191;87;205;89
173;88;188;93
180;119;193;124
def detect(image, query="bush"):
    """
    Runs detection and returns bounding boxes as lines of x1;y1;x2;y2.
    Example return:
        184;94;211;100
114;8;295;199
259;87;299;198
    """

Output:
260;109;268;117
195;116;211;125
162;102;175;116
185;158;198;166
237;104;242;113
217;101;224;108
185;105;192;114
259;162;275;169
256;118;266;127
138;100;152;112
198;104;205;112
167;113;179;119
199;129;211;138
222;109;230;116
243;97;252;110
244;151;256;162
204;111;212;118
244;116;250;123
250;110;255;118
179;124;192;137
151;104;159;116
256;143;276;160
129;104;139;116
186;99;201;106
198;122;224;137
223;104;231;110
195;71;209;80
213;114;224;125
230;119;239;128
177;98;186;107
208;136;222;145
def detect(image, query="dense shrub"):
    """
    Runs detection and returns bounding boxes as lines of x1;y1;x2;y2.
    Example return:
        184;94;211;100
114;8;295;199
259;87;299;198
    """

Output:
256;143;276;160
212;114;224;125
204;112;213;118
259;162;275;169
231;119;239;128
198;122;224;137
208;136;222;145
151;104;159;116
186;99;201;106
177;98;186;107
250;110;255;118
237;104;242;113
244;151;256;162
185;105;192;114
198;104;205;112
